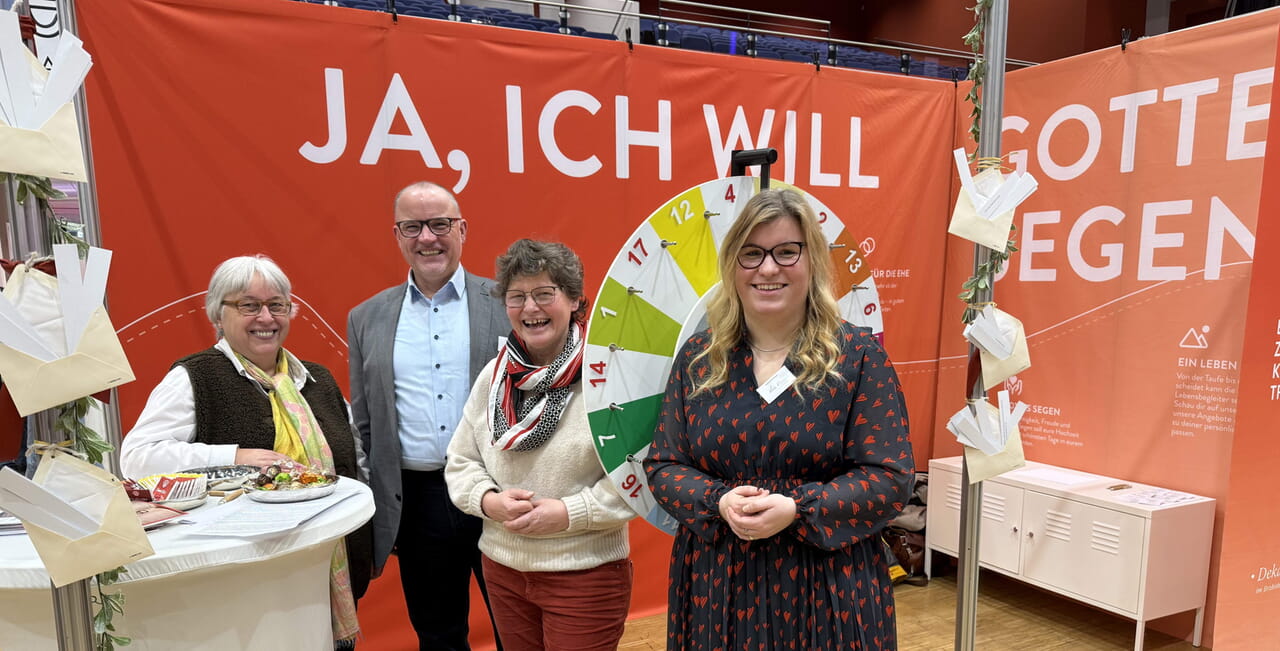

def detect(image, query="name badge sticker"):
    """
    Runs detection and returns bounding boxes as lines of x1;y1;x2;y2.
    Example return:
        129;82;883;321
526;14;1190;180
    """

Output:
757;365;796;403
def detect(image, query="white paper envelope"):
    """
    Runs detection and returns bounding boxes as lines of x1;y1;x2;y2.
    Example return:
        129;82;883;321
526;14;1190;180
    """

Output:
964;424;1026;483
0;102;87;181
0;46;88;182
0;254;135;416
980;314;1031;391
948;168;1016;252
0;306;135;415
21;449;153;587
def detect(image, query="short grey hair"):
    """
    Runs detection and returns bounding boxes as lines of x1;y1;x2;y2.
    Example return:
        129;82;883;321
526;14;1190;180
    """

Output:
492;239;588;322
205;255;292;326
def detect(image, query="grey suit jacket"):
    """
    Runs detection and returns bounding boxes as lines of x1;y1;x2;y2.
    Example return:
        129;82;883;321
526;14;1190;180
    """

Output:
347;270;508;569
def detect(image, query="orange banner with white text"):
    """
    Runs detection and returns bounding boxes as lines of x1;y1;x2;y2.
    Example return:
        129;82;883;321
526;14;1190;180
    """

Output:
77;0;958;648
1210;20;1280;648
934;11;1279;648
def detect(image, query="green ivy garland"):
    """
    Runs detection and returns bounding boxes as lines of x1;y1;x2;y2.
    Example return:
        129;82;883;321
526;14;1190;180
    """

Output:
4;172;129;650
958;0;1018;324
90;564;130;650
1;173;91;255
962;0;993;149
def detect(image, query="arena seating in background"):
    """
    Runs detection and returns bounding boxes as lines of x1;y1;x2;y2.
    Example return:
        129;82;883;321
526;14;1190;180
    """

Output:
634;17;968;79
319;0;970;80
681;32;712;52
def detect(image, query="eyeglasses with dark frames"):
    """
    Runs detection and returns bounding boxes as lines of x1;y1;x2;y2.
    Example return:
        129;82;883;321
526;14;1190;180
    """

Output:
736;241;806;269
504;286;561;309
222;300;292;316
395;218;462;238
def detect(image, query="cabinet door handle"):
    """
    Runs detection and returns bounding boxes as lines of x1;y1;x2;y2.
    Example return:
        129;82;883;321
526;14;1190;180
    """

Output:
1011;526;1019;534
1026;531;1034;539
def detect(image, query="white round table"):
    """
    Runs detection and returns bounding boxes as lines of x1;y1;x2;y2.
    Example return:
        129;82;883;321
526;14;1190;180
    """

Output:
0;477;373;650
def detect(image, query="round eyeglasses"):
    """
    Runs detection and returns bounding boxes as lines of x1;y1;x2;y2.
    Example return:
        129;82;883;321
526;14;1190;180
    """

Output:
504;286;560;309
222;300;292;316
395;218;462;238
736;241;806;269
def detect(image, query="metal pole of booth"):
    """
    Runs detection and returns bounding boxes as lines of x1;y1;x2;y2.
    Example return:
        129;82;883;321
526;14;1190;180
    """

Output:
21;0;115;647
50;575;96;650
954;2;1009;650
57;0;123;480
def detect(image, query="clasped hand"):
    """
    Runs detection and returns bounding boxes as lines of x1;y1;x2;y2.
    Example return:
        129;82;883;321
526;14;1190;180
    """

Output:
718;485;796;541
481;488;569;536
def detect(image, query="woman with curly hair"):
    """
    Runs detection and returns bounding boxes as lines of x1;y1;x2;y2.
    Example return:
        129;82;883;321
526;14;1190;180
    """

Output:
446;239;635;651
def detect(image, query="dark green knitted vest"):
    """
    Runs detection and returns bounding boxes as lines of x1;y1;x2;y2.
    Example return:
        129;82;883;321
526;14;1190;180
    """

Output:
173;348;357;480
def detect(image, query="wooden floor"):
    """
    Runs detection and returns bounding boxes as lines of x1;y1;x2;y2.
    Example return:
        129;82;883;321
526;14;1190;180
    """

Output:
619;568;1201;650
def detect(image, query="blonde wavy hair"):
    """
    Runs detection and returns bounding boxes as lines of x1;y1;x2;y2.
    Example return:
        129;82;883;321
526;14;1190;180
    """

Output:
690;188;844;397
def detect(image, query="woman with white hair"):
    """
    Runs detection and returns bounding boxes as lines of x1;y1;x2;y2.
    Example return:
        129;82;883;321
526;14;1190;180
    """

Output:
120;254;369;647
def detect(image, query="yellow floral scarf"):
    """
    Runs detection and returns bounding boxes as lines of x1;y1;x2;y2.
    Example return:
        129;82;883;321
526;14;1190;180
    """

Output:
238;350;360;643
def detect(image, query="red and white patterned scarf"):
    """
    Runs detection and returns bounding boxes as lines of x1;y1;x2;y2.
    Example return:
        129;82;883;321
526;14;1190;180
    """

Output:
487;322;584;451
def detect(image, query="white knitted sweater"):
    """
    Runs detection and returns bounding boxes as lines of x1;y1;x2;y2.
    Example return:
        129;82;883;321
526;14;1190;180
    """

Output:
444;359;634;572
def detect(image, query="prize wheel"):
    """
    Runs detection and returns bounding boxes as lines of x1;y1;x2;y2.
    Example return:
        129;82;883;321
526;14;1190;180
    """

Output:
585;177;884;533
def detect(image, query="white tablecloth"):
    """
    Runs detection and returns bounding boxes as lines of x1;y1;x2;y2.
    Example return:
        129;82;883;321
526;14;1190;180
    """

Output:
0;477;373;650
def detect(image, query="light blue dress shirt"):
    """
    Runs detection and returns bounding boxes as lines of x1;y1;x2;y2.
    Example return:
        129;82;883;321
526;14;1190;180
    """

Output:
394;266;471;470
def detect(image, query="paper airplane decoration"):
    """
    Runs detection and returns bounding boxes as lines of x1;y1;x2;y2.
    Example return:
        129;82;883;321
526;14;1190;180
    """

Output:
948;148;1038;252
946;390;1028;457
964;305;1018;359
0;450;153;587
0;244;135;415
963;305;1032;390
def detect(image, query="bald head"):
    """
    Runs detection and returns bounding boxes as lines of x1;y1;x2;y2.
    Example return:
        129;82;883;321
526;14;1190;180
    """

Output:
395;182;459;217
393;181;468;297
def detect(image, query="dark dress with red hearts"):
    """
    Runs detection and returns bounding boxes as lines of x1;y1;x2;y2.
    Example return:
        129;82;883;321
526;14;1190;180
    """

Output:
645;323;915;650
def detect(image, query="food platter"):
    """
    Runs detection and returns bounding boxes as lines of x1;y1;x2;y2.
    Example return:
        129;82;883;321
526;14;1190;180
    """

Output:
246;483;336;503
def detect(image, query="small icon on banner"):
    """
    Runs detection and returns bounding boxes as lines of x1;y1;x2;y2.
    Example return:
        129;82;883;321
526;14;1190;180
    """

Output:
1179;325;1210;349
1004;375;1023;402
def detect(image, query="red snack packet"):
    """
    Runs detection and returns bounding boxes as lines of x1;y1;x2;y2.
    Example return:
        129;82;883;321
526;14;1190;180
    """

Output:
123;479;153;502
151;475;201;501
151;477;175;501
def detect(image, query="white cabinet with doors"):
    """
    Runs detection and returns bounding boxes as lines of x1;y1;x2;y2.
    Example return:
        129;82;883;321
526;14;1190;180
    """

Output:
924;457;1214;650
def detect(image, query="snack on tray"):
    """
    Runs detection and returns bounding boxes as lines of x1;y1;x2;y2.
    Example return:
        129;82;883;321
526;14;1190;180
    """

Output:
123;479;152;501
133;473;208;502
251;460;337;491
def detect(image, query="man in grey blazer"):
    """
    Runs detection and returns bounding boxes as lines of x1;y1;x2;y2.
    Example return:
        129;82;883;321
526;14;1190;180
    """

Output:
347;182;506;650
